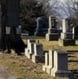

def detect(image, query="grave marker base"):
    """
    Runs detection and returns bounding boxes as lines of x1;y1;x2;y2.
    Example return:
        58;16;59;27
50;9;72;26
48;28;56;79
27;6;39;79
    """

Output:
59;39;75;46
61;33;74;39
46;33;59;41
51;70;73;78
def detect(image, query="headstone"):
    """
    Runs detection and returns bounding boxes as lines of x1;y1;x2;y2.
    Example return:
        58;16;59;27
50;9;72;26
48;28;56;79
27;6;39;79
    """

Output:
42;52;49;71
42;50;54;74
51;50;68;77
59;18;75;46
34;16;48;36
46;15;60;41
31;43;44;63
42;49;73;78
25;39;44;63
74;25;78;39
25;39;36;59
34;44;43;56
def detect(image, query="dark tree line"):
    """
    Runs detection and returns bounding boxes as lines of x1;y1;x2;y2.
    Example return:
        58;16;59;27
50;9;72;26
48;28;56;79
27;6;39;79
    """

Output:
20;0;45;35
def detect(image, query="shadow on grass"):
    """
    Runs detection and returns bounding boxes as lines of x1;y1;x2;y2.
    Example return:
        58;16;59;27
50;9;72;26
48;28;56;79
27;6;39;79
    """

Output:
67;50;78;53
68;60;78;62
68;50;78;78
70;70;78;78
68;55;76;58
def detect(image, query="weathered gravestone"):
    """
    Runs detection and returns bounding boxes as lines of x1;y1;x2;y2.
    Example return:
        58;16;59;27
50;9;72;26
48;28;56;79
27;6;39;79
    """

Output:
46;15;60;41
25;39;36;59
74;25;78;39
42;49;73;78
25;39;44;63
50;50;70;77
59;18;75;46
31;43;44;63
42;50;54;74
34;16;48;36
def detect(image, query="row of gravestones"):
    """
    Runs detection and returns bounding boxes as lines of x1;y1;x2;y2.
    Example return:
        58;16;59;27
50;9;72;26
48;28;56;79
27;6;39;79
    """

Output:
25;39;76;78
46;15;75;46
34;15;78;46
25;39;44;63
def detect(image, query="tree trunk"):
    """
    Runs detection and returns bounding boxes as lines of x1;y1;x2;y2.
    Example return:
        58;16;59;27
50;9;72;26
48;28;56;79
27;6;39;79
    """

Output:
0;0;26;54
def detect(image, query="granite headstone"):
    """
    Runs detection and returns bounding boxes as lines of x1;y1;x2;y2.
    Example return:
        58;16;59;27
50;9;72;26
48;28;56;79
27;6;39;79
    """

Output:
34;16;48;36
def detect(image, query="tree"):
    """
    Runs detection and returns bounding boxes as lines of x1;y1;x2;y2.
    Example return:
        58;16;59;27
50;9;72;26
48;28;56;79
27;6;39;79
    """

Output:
0;0;26;54
40;0;78;19
20;0;45;35
57;0;78;18
37;0;59;16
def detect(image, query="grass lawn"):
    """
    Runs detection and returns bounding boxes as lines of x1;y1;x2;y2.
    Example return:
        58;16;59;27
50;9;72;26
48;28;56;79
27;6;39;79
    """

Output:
0;37;78;79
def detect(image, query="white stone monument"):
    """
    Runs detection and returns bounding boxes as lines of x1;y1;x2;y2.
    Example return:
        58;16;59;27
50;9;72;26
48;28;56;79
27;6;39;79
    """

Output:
50;50;71;77
46;15;60;41
59;18;75;46
42;49;73;78
42;50;54;74
42;52;49;71
25;39;36;59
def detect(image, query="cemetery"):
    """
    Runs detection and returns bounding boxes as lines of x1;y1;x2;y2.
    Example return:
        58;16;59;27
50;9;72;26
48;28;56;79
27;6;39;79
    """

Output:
0;0;78;79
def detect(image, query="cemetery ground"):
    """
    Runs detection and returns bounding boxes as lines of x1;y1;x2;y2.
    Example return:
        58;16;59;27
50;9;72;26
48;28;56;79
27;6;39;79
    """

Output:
0;37;78;79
